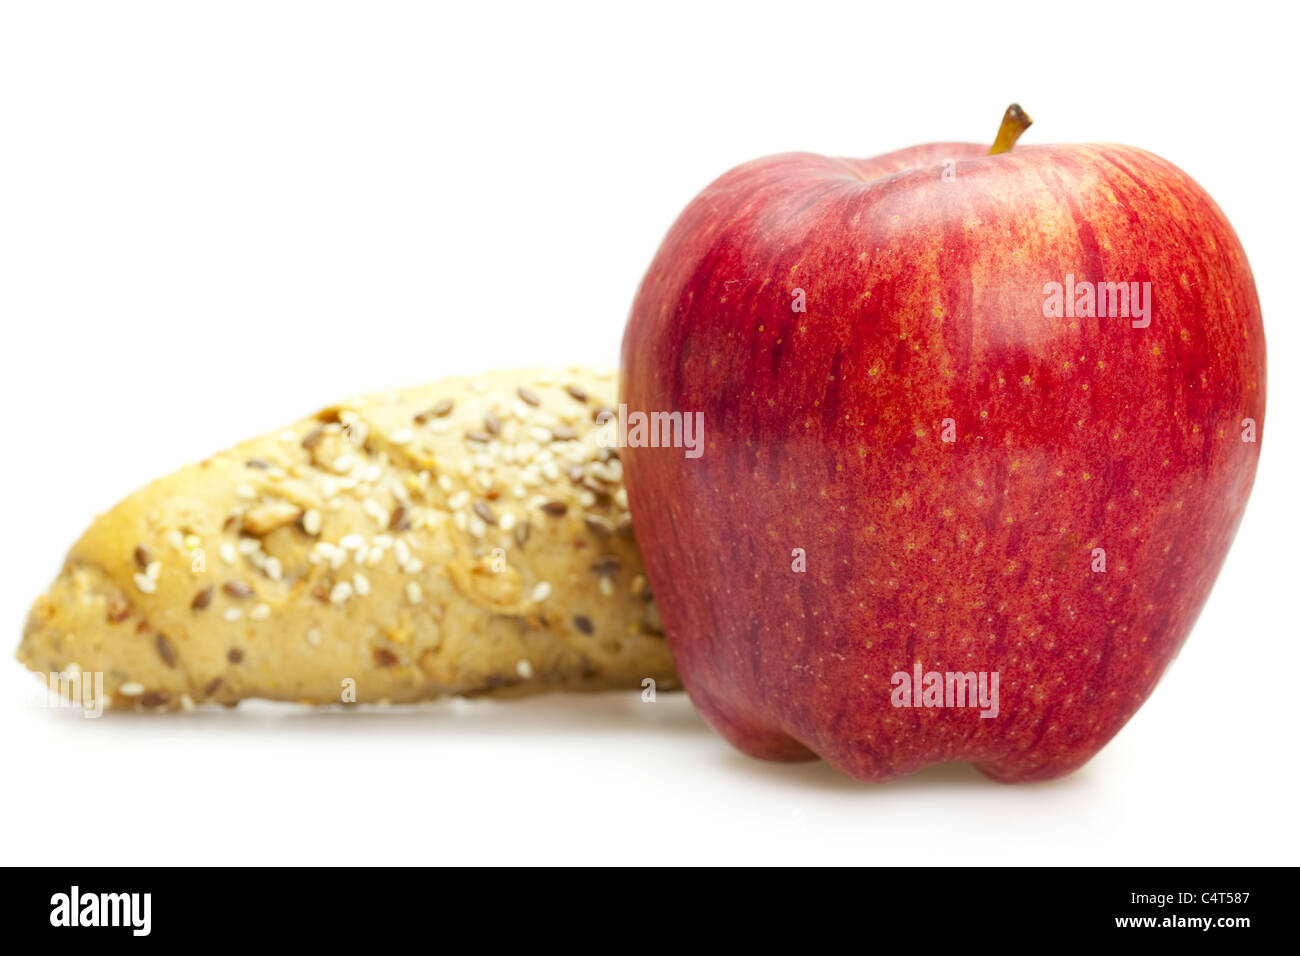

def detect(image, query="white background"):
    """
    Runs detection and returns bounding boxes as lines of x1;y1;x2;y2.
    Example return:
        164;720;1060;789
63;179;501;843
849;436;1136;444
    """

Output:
1;1;1296;865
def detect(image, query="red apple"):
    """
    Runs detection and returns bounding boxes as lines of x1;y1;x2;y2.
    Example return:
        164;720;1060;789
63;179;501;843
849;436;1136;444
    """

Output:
620;106;1265;782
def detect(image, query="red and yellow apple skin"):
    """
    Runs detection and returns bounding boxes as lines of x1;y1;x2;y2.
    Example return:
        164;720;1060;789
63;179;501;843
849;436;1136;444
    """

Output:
620;141;1265;782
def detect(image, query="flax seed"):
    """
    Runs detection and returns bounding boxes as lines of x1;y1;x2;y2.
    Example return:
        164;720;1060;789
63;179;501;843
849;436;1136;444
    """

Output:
155;633;177;668
191;586;214;611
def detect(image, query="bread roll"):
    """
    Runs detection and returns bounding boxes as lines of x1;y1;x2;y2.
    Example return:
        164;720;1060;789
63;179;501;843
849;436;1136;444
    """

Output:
19;368;676;710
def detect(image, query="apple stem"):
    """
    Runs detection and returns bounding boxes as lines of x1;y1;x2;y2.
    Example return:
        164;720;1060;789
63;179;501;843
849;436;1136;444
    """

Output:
988;104;1033;155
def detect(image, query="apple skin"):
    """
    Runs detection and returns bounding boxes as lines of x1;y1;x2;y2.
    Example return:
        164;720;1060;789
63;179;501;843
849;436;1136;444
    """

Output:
620;141;1265;782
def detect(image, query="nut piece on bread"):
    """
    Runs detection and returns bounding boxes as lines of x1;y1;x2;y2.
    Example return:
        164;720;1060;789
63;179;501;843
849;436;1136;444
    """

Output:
19;368;677;711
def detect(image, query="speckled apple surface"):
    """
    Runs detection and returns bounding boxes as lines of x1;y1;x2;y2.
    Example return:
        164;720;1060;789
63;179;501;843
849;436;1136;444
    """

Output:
620;140;1265;782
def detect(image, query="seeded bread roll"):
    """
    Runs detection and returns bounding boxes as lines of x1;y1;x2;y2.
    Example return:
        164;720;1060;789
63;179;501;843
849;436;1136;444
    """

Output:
19;368;676;711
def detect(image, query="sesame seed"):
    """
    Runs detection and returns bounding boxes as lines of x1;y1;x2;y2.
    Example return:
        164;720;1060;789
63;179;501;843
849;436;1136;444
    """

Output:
394;538;411;566
362;498;388;525
390;428;415;445
484;410;502;435
302;508;322;535
235;483;257;500
133;573;157;594
530;581;552;603
306;628;322;647
333;454;355;474
465;430;492;444
517;386;541;406
353;573;371;596
119;682;144;697
302;426;326;450
406;581;422;604
591;554;622;575
565;384;588;403
473;500;497;525
191;586;214;610
448;490;470;510
499;511;517;532
516;659;534;679
468;516;487;538
437;474;454;493
223;580;253;599
403;557;424;574
339;533;365;551
584;515;614;538
599;576;615;597
250;603;271;621
184;533;202;549
145;560;162;580
329;581;353;604
220;542;237;565
223;608;243;622
265;556;283;581
237;537;260;556
539;500;568;516
551;425;578;441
